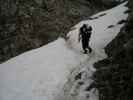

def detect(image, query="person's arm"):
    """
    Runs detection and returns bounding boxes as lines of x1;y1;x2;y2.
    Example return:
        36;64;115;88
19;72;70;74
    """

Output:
78;32;81;42
78;29;81;42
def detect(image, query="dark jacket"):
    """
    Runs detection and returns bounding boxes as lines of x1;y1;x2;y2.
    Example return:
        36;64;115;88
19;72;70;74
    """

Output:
79;26;92;41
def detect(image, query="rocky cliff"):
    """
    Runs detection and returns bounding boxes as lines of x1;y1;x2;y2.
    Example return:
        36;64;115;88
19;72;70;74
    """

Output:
94;0;133;100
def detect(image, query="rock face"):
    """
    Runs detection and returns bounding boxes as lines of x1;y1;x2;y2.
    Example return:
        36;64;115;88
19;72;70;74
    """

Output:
102;0;125;7
94;0;133;100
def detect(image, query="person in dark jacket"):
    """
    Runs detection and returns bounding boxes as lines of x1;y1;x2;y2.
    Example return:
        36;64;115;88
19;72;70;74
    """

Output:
79;24;92;54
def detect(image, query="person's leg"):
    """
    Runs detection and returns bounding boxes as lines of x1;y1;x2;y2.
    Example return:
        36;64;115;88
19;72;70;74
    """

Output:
82;40;87;54
87;39;92;53
88;46;92;53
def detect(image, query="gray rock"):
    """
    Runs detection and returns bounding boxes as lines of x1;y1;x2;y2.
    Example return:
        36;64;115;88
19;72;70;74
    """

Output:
102;0;122;7
34;0;43;6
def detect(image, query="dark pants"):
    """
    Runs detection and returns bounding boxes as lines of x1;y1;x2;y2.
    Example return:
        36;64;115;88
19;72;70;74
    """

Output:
82;39;92;53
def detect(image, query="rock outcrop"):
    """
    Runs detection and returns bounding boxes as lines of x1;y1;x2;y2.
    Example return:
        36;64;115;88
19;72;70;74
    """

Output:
94;0;133;100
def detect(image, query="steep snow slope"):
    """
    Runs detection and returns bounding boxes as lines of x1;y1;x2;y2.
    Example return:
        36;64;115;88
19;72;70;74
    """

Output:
0;38;88;100
0;2;128;100
67;2;128;57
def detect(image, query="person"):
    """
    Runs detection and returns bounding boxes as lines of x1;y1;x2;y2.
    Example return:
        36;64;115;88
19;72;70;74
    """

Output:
79;24;92;54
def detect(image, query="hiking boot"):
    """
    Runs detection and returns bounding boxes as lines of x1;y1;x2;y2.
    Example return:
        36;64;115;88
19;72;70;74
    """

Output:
88;47;92;53
83;50;88;54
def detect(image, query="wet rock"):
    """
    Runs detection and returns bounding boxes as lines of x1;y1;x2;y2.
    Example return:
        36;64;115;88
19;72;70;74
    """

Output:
78;81;84;86
124;9;132;14
102;0;122;7
75;72;83;80
108;25;115;28
0;0;17;16
117;19;127;25
34;0;43;6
